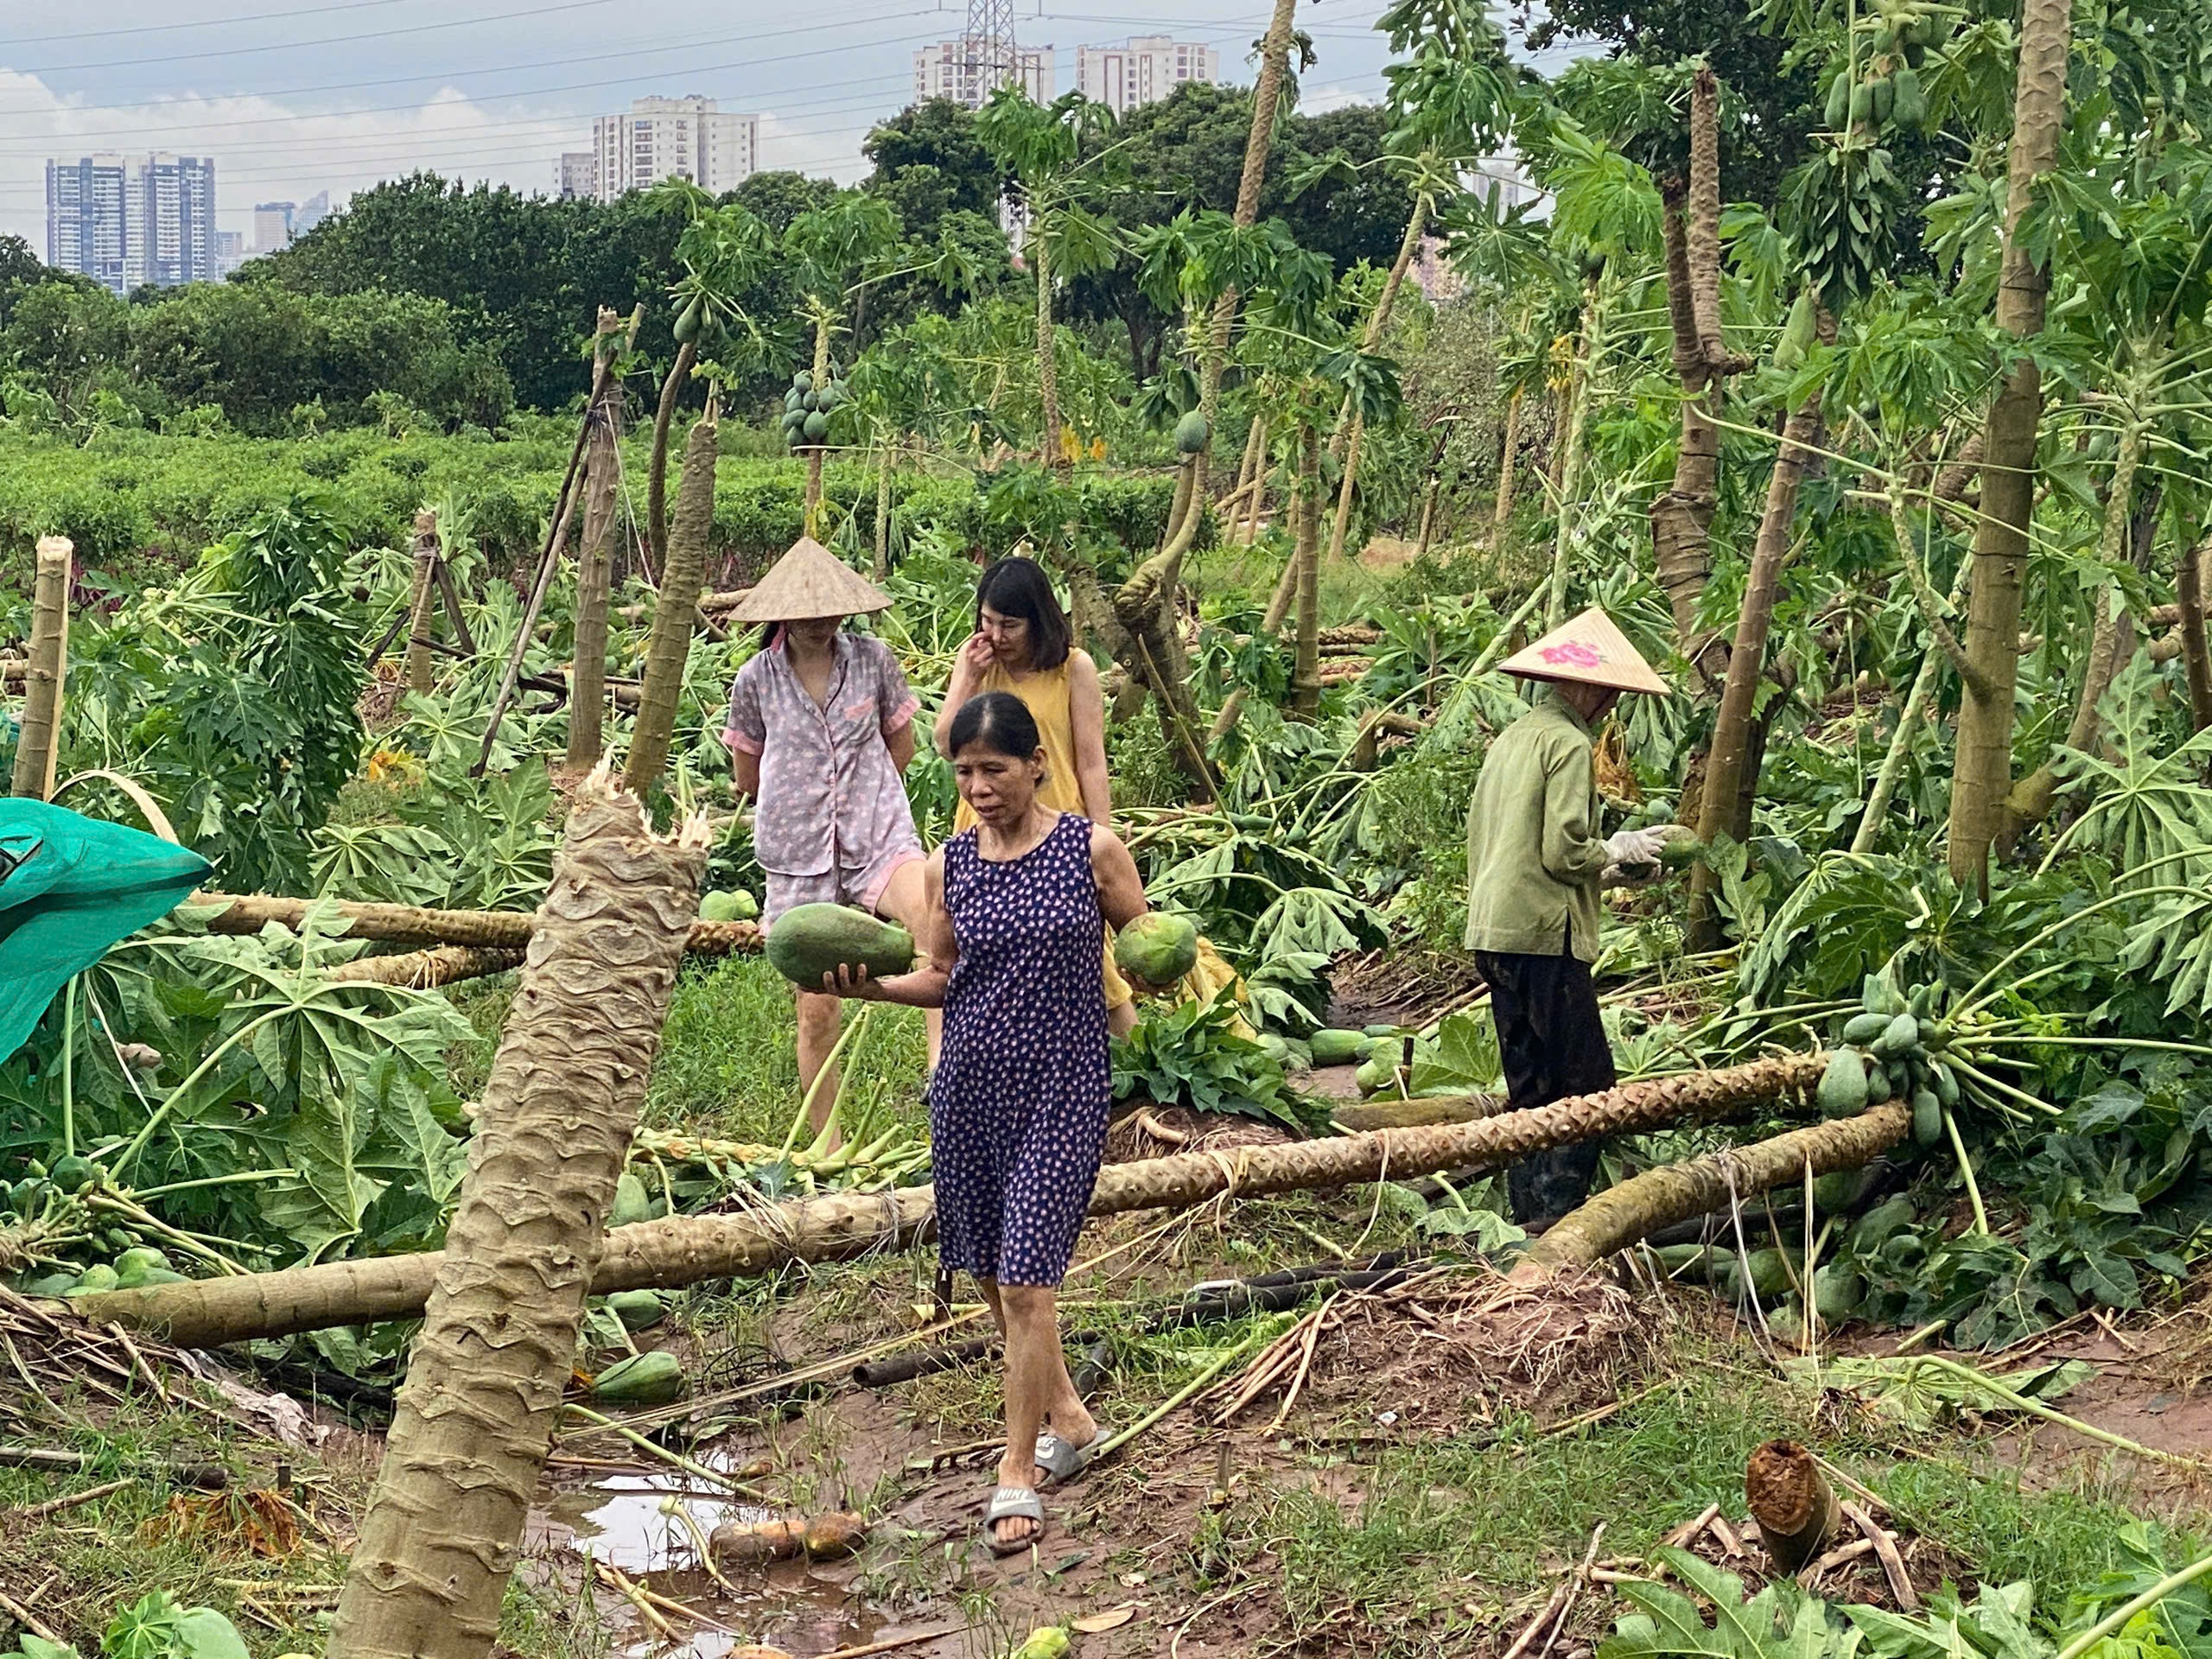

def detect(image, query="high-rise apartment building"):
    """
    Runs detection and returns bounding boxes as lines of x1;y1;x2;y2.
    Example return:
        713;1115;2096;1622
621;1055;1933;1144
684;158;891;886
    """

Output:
588;96;757;203
253;200;295;252
47;155;130;293
214;230;246;277
47;153;218;293
556;151;596;200
294;190;331;236
912;37;1054;109
1075;36;1217;114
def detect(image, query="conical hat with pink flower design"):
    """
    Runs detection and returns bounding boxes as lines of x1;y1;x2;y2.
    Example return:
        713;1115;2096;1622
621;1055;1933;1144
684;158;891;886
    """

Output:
1497;607;1669;695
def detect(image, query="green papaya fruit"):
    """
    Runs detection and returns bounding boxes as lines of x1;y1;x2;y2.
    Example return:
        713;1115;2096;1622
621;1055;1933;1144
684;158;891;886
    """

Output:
1891;67;1927;127
67;1264;119;1295
1849;81;1876;124
115;1247;171;1277
1813;1167;1871;1214
1882;1230;1927;1269
785;387;804;413
673;297;702;346
1817;1048;1870;1118
1308;1029;1368;1066
700;888;758;924
1115;914;1199;987
1913;1092;1944;1148
48;1154;98;1194
1652;1243;1722;1282
1173;410;1211;454
1354;1053;1398;1095
1824;71;1853;128
1930;1062;1960;1108
1864;1061;1892;1105
802;410;830;443
1742;1247;1794;1299
1851;1195;1916;1251
591;1351;686;1406
1814;1263;1865;1325
1872;1013;1921;1058
114;1264;188;1291
793;370;814;392
606;1289;668;1332
611;1171;656;1229
1871;74;1894;124
1906;982;1934;1018
1840;1011;1892;1045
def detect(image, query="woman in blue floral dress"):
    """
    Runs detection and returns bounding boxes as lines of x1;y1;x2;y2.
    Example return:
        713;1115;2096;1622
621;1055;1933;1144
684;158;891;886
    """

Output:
827;690;1158;1554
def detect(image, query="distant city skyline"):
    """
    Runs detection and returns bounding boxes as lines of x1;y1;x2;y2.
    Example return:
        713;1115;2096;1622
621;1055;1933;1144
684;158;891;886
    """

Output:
1;2;1570;256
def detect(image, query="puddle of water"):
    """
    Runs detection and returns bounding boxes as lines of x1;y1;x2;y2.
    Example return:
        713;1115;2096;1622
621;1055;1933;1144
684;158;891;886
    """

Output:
537;1459;895;1659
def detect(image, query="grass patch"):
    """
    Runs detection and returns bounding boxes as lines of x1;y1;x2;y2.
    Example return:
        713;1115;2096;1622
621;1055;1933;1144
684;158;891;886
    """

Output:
1241;1326;2168;1657
645;956;928;1148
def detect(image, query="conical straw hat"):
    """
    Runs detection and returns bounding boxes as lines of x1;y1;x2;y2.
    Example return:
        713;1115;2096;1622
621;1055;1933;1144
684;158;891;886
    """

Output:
728;536;893;624
1497;607;1669;696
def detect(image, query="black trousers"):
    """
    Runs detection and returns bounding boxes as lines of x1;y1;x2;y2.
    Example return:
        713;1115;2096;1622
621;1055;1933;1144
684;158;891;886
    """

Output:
1474;943;1616;1226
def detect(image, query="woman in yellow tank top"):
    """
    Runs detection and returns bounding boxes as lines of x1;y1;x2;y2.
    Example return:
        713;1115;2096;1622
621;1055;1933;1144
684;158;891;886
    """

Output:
934;556;1136;1036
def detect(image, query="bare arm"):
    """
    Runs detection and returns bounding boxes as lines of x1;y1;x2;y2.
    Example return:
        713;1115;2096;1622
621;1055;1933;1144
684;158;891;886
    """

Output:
885;717;917;774
1067;649;1113;830
732;750;760;798
829;852;954;1007
1090;824;1148;933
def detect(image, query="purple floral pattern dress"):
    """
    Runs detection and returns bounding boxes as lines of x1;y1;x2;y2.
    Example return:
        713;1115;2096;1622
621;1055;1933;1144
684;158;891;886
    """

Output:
928;811;1110;1288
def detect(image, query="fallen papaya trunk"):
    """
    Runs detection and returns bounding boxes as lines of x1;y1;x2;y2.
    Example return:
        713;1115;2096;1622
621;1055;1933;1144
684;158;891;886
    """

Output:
188;892;759;958
1521;1102;1910;1273
327;944;527;988
80;1052;1824;1349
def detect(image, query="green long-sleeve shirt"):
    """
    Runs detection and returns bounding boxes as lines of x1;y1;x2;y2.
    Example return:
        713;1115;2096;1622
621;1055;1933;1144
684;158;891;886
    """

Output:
1464;689;1608;962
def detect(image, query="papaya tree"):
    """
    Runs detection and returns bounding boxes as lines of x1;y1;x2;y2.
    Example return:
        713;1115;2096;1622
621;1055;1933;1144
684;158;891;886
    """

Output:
641;187;774;578
1945;0;2077;883
1307;0;1515;575
783;193;904;537
975;86;1121;474
1686;16;1916;941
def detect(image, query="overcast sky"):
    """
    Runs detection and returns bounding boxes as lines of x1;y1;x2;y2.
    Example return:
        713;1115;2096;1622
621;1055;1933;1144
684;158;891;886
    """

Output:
0;0;1514;254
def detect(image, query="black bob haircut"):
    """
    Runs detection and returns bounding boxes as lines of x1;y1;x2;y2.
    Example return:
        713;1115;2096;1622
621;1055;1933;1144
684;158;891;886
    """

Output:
947;690;1043;761
975;556;1072;671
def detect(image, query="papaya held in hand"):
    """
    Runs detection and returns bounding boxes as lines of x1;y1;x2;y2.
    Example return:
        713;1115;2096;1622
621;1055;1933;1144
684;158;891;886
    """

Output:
1115;912;1198;991
766;902;918;990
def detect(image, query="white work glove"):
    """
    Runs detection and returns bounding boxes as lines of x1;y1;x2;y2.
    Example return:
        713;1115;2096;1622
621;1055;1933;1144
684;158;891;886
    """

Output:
1601;826;1671;869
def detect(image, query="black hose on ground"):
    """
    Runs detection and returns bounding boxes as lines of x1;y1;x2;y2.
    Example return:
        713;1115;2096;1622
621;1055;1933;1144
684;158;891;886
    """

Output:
850;1251;1420;1388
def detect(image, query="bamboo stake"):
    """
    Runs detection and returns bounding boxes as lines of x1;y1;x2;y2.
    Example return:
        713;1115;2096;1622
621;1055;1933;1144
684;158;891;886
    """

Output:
12;537;72;800
403;511;440;696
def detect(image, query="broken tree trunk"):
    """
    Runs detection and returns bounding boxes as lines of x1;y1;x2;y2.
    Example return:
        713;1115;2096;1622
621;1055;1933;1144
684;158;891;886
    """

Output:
1112;454;1217;798
1291;425;1323;719
2180;536;2212;732
1688;375;1827;947
188;891;759;957
623;407;719;799
404;511;440;696
1035;232;1065;473
568;308;626;771
1494;388;1523;536
1745;1440;1840;1574
1522;1102;1909;1272
82;1052;1824;1348
2003;417;2147;836
1649;68;1734;653
645;340;699;582
1544;282;1606;627
1322;189;1432;571
10;536;71;802
326;771;707;1659
1945;0;2076;884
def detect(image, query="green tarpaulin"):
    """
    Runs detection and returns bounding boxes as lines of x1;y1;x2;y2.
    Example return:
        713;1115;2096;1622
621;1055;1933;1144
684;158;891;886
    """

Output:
0;799;210;1060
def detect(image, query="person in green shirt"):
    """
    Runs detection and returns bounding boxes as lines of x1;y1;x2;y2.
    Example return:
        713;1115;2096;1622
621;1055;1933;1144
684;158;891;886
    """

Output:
1465;607;1673;1225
